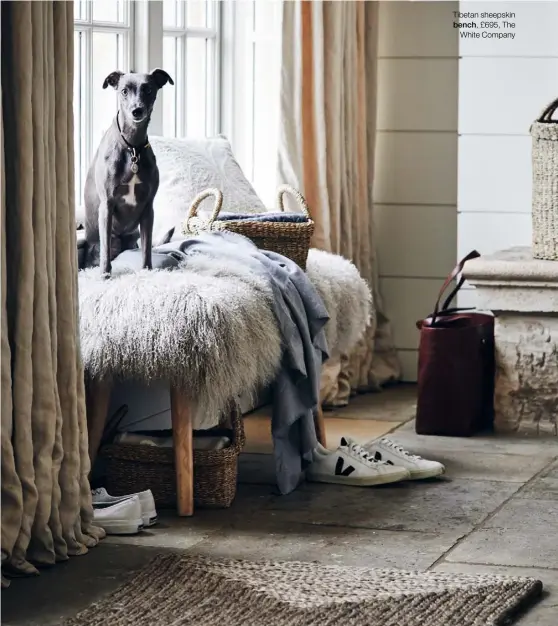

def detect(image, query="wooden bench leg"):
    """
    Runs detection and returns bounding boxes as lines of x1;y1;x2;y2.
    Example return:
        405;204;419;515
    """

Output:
314;404;327;448
170;386;194;516
86;378;113;467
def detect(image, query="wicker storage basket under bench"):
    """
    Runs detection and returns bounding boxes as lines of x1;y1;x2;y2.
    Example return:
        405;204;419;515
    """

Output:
531;96;558;260
101;405;245;509
182;185;314;269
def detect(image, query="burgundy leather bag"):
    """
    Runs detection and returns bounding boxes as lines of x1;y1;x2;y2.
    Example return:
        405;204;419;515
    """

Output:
415;251;495;437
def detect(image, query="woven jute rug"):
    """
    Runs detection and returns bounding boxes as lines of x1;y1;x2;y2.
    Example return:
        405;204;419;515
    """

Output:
65;554;542;626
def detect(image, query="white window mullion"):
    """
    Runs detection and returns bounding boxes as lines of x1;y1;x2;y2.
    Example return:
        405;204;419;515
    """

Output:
248;0;256;181
219;0;235;142
180;34;187;137
209;0;221;135
84;27;93;189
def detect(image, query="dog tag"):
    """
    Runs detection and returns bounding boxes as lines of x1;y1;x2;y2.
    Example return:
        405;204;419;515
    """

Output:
130;152;139;174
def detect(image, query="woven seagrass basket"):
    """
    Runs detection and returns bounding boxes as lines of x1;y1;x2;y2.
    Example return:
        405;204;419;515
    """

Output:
531;96;558;260
101;405;245;510
181;185;314;269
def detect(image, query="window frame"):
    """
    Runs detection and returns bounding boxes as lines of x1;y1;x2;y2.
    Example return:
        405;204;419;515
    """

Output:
73;1;282;207
162;0;222;138
73;1;135;204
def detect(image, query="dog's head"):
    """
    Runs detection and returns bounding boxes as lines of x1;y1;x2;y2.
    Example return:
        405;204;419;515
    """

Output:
102;69;174;124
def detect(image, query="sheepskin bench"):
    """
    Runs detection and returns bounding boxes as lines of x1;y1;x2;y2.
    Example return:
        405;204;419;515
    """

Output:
79;248;371;515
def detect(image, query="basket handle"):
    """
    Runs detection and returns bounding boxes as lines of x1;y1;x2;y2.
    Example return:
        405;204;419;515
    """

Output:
277;184;311;218
537;97;558;123
186;188;224;230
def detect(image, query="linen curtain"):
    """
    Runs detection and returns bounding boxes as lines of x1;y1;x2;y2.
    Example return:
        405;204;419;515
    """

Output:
278;0;401;405
1;1;103;583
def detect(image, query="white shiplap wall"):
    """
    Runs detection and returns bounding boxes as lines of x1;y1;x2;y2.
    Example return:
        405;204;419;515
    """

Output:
375;1;459;381
457;1;558;305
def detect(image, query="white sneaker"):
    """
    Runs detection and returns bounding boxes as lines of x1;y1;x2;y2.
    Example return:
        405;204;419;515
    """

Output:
92;496;144;535
92;487;158;527
363;437;445;480
307;437;411;486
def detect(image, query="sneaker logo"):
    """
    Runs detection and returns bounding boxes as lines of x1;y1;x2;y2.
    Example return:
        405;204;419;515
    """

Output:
335;457;355;476
374;451;394;465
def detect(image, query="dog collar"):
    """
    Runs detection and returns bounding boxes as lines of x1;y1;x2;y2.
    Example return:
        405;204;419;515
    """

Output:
116;112;150;173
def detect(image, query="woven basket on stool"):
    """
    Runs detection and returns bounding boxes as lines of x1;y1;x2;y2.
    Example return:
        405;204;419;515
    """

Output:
101;405;245;510
181;185;314;269
531;96;558;260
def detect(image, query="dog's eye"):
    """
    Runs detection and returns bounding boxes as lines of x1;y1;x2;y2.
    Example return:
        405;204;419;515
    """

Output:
121;88;128;96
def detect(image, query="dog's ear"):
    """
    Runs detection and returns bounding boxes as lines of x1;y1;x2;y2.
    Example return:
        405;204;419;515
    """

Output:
102;71;124;90
150;69;174;89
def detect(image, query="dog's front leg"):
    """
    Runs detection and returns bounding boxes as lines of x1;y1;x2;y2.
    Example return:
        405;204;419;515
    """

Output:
99;201;113;276
139;203;154;270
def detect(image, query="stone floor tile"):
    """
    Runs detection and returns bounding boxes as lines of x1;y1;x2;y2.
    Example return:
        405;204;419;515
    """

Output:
238;452;276;484
541;461;558;478
393;420;558;457
106;484;275;547
517;477;558;501
189;516;460;570
325;384;417;422
263;478;519;533
2;544;164;626
243;413;400;454
433;562;558;626
481;498;558;530
404;449;551;483
446;499;558;568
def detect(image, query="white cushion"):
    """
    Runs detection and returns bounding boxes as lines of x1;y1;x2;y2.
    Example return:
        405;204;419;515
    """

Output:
150;135;266;243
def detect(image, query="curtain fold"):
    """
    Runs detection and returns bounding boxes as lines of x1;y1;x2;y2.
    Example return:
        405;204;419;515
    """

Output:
1;1;103;582
278;0;401;405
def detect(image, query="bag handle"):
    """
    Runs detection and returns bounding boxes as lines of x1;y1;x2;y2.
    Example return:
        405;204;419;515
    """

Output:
431;250;480;324
277;184;311;217
185;188;224;231
416;307;476;330
537;97;558;123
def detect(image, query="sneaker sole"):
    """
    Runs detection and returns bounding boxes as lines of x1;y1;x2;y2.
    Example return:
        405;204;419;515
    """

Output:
142;511;158;527
93;497;158;528
93;518;144;535
307;470;410;487
407;466;445;480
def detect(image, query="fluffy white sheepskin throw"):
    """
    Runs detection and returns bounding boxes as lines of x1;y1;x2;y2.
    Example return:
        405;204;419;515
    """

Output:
78;250;372;429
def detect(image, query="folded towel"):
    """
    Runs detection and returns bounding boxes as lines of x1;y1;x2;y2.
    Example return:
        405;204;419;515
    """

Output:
115;432;231;450
215;212;309;223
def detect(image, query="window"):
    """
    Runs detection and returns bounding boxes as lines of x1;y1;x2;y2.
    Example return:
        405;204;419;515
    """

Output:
222;1;282;205
73;0;281;208
162;0;220;138
73;0;134;207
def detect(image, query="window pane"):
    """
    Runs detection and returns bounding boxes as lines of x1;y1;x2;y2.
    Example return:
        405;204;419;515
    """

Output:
74;0;88;22
186;1;208;28
92;32;120;148
186;37;207;137
253;39;281;203
162;36;178;136
92;0;124;24
163;0;182;28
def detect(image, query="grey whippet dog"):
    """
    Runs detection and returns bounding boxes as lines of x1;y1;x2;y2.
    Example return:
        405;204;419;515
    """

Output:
83;69;174;275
